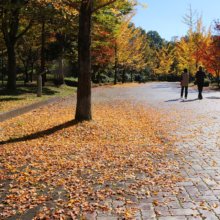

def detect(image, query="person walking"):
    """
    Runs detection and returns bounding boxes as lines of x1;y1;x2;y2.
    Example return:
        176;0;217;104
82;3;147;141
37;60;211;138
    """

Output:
195;66;210;99
181;68;189;99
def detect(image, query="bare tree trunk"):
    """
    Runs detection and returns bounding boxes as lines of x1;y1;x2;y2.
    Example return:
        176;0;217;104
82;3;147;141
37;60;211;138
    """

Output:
30;63;34;82
122;68;125;83
24;64;28;85
130;68;133;82
58;57;64;85
75;0;92;121
114;39;117;85
7;44;16;89
57;36;65;85
98;72;100;83
2;46;4;85
217;72;219;88
41;20;46;86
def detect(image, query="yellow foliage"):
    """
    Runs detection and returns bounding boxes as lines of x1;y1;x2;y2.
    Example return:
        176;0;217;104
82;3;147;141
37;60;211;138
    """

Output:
150;45;174;75
174;15;212;75
114;13;147;71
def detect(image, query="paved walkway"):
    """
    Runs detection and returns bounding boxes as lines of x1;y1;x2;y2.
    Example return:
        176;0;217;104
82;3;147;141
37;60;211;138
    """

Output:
91;83;220;220
1;82;220;220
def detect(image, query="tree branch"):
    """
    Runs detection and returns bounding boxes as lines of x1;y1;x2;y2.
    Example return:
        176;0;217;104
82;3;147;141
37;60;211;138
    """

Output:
62;0;80;12
15;19;34;41
86;0;91;11
91;0;117;14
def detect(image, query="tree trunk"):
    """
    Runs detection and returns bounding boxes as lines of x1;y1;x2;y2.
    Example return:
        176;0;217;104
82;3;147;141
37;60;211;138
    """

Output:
122;68;125;83
75;0;92;121
58;57;65;85
7;44;16;89
30;63;34;82
98;72;100;83
24;65;28;84
41;20;46;86
114;40;117;85
57;38;65;85
217;72;219;89
2;46;4;85
130;68;133;82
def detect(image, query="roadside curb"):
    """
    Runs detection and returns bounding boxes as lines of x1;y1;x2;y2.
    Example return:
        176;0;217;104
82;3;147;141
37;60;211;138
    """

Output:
0;96;62;123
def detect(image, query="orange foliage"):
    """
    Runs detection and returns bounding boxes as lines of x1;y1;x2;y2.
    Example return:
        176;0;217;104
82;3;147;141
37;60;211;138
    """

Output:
0;92;182;219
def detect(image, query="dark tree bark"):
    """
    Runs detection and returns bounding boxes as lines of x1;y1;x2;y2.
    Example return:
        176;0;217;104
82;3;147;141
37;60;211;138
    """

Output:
1;1;33;89
41;20;46;86
24;64;28;84
97;72;100;83
7;44;17;89
57;34;65;85
130;68;133;82
1;46;4;85
122;68;125;83
114;40;117;85
75;0;92;121
30;63;34;82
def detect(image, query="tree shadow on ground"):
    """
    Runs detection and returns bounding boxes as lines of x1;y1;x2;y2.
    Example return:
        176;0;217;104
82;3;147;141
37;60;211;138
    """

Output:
0;97;25;102
0;119;79;145
0;84;59;96
205;96;220;99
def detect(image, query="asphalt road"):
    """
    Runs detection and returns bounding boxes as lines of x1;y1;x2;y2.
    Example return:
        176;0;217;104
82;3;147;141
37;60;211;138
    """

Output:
92;82;220;114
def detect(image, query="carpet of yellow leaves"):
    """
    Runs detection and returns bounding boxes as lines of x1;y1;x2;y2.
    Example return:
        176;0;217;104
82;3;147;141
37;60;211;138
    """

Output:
0;98;183;219
111;83;148;87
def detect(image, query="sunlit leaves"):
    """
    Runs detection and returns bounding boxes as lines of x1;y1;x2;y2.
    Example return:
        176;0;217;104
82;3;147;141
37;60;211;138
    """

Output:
0;92;182;219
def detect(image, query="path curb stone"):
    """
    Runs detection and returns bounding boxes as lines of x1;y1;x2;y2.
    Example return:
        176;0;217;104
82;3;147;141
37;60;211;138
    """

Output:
0;96;62;123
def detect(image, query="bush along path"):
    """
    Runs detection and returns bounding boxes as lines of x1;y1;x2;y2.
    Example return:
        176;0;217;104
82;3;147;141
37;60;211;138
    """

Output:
1;83;220;219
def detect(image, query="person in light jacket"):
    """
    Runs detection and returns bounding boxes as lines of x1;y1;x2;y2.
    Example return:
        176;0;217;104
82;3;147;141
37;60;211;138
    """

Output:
181;68;189;99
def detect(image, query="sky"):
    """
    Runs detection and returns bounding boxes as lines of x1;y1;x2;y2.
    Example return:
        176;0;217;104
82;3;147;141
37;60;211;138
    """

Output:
132;0;220;41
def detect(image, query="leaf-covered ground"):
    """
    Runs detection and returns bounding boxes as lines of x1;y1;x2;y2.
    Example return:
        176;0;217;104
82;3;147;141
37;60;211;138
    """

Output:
0;89;186;220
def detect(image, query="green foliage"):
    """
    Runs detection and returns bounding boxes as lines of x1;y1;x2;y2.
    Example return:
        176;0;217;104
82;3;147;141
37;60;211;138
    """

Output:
194;78;210;87
146;31;165;49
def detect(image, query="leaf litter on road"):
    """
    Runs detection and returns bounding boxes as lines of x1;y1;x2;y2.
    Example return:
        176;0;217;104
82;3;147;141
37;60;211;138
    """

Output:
0;98;186;219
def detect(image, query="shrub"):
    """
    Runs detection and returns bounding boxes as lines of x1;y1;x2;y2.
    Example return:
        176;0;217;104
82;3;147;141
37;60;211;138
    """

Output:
64;79;78;87
101;75;109;83
118;77;122;82
194;78;210;87
204;78;210;87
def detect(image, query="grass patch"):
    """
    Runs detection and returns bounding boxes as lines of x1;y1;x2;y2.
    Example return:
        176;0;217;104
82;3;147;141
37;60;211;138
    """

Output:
188;82;195;87
210;83;219;88
0;82;77;113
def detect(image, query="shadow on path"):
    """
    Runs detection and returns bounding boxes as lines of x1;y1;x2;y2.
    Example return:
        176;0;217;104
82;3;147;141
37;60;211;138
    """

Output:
164;98;180;102
180;98;198;102
205;96;220;99
0;119;79;145
165;98;199;103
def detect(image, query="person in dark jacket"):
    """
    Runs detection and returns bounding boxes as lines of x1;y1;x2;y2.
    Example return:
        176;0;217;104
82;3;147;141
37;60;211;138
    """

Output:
195;66;210;99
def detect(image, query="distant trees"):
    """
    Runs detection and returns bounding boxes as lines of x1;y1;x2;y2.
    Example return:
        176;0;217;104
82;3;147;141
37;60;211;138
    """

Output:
150;45;174;79
1;0;35;89
114;14;147;83
1;0;148;121
146;31;164;49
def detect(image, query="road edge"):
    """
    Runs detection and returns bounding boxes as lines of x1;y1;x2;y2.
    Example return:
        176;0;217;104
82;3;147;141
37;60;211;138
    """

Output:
0;96;62;123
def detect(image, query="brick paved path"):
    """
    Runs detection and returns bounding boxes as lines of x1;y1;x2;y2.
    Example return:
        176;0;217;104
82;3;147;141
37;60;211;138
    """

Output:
1;82;220;220
90;83;220;220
